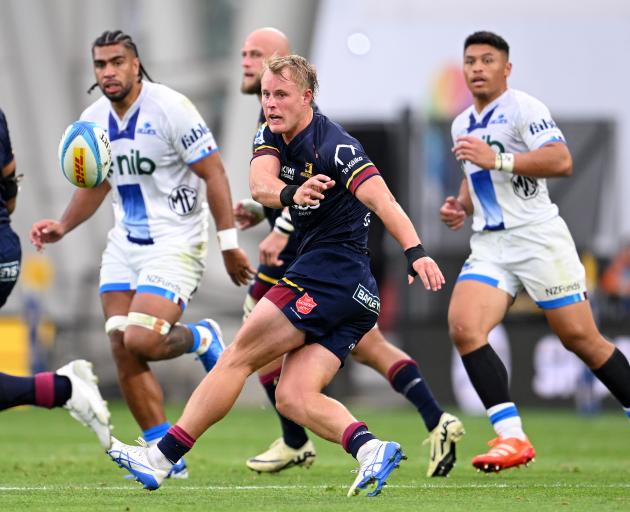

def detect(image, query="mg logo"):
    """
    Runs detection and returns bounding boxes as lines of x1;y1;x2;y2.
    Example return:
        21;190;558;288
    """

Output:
168;185;197;216
511;175;539;200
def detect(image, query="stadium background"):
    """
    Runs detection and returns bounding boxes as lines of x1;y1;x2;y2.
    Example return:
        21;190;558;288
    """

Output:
0;0;628;413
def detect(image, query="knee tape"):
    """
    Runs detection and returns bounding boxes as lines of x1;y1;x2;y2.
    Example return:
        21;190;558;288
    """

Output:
127;312;172;336
105;315;128;336
242;294;258;322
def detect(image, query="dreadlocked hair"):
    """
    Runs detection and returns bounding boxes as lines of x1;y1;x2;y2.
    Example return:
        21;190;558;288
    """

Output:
87;30;155;94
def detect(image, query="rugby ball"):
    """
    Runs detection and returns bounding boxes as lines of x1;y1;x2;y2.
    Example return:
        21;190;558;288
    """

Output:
58;121;112;188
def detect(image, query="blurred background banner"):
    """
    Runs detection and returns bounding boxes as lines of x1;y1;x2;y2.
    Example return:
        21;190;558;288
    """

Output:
0;0;628;411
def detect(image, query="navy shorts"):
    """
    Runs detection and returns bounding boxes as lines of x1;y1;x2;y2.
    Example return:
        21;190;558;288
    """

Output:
248;234;299;301
265;246;380;364
0;224;21;308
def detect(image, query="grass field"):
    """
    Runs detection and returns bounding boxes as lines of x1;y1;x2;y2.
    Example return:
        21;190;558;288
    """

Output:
1;403;629;511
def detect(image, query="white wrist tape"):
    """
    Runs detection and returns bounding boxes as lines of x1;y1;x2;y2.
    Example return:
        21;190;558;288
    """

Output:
105;315;128;336
274;210;294;235
217;227;239;251
494;152;515;173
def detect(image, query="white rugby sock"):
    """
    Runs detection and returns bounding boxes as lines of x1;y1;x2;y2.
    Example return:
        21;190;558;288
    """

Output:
487;402;526;440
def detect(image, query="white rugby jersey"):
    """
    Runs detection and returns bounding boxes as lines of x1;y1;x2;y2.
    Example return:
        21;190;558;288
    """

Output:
80;81;218;245
451;88;565;231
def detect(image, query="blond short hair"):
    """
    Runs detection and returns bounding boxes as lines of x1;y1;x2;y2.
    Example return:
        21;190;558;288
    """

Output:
263;54;319;99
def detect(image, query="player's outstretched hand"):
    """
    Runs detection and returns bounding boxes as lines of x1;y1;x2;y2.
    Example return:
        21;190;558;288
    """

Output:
294;174;335;206
29;219;65;251
234;199;265;230
439;196;467;231
222;248;256;286
259;231;288;267
407;256;445;291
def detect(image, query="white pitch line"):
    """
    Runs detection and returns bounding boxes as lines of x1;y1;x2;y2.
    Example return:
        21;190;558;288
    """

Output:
1;483;630;492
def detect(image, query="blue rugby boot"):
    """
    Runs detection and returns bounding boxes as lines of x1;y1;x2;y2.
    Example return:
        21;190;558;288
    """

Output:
108;437;170;490
347;440;407;497
167;457;189;479
189;318;225;372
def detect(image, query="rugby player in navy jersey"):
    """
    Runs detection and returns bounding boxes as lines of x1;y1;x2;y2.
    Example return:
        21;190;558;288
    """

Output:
0;110;112;450
107;55;444;497
237;27;464;478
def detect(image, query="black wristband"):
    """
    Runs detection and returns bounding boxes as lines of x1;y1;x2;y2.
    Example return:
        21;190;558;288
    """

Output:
404;244;428;276
279;185;299;207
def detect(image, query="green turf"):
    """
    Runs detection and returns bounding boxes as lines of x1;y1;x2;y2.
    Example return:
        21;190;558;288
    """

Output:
1;403;629;511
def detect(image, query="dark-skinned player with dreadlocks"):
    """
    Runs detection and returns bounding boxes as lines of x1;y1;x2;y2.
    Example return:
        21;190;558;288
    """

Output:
30;30;254;476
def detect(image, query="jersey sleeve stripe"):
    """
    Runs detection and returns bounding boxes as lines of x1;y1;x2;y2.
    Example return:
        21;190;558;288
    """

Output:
186;147;219;165
254;145;280;153
347;165;380;195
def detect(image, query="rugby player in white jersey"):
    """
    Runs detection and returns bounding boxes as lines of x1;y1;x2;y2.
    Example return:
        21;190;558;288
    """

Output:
440;31;630;472
237;27;464;478
29;30;254;476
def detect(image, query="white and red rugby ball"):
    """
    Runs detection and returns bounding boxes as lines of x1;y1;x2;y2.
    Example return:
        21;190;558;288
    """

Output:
58;121;112;188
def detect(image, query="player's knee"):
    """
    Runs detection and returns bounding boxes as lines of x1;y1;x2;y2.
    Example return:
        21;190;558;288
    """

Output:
123;312;172;358
275;386;303;423
448;320;485;353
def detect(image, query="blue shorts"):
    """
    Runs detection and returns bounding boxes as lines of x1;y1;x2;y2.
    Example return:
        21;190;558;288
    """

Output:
248;233;299;301
0;224;21;308
265;246;379;364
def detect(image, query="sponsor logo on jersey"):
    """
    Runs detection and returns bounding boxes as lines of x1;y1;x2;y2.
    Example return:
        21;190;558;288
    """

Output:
168;185;198;216
281;165;295;180
352;284;380;314
181;122;211;150
295;292;317;314
0;260;20;282
363;212;372;227
137;122;157;135
114;149;156;175
334;144;358;167
528;118;557;135
300;162;314;178
511;175;539;200
481;134;505;153
545;281;581;297
73;147;86;186
489;113;508;125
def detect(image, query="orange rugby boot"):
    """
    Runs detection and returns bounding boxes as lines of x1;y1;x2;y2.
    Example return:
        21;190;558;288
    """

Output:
471;436;536;473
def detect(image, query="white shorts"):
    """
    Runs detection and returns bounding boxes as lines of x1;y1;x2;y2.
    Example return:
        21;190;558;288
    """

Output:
99;229;207;310
458;216;587;309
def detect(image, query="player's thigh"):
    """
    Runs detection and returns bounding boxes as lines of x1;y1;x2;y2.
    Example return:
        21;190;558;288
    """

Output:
225;297;305;372
448;279;511;351
544;300;613;366
278;343;342;399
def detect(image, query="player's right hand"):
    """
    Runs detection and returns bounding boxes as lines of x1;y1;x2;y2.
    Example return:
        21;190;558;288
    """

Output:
259;230;288;267
294;175;335;206
234;199;265;230
29;219;65;251
222;248;256;286
439;196;467;231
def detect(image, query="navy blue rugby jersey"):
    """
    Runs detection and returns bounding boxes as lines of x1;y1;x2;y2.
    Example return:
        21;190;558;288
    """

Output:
251;111;380;254
0;109;14;224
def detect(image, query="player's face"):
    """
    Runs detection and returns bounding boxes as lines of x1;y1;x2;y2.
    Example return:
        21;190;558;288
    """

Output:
93;44;140;102
240;41;266;95
261;69;312;142
463;44;511;102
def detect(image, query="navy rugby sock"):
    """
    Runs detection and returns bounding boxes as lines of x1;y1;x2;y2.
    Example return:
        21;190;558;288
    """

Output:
461;344;511;409
0;372;71;410
593;348;630;408
260;368;309;449
157;425;195;464
388;359;443;432
342;422;376;459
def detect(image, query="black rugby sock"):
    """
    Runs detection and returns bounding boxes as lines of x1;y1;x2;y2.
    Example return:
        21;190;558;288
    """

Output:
593;348;630;407
461;344;511;409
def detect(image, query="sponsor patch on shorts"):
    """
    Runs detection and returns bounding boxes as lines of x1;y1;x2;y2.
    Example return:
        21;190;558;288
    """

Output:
352;284;380;314
296;292;317;314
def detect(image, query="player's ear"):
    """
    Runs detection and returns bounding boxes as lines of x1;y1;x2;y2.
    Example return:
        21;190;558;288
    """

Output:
303;89;313;106
504;60;512;79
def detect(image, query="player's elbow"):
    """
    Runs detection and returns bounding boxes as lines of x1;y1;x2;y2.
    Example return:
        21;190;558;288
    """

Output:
557;154;573;177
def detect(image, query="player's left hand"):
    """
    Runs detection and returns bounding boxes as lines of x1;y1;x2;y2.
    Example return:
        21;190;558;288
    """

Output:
222;248;256;286
453;135;496;169
259;230;289;267
408;256;445;291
